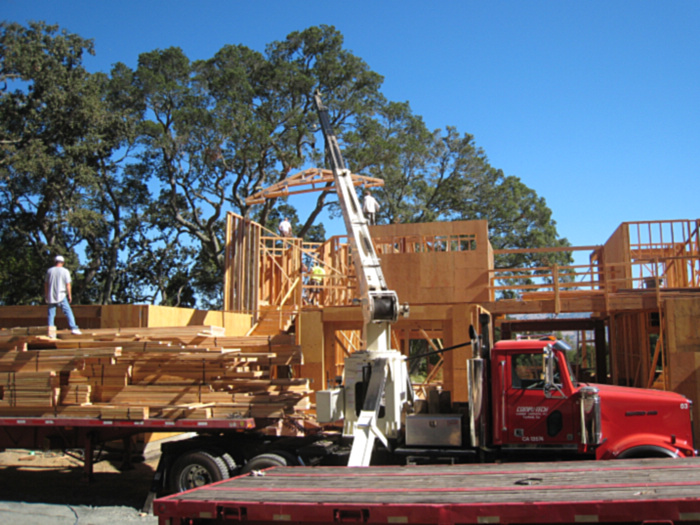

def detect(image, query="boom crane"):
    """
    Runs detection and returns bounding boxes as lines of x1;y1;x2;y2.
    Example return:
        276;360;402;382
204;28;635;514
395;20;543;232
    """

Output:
313;91;412;466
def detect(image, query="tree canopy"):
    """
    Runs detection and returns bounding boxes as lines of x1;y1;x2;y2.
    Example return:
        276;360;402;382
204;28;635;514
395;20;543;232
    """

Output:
0;21;571;308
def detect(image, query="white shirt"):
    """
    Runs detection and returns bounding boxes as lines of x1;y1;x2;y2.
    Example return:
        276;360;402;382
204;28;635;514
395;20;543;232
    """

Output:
279;219;292;237
363;194;379;214
46;266;72;304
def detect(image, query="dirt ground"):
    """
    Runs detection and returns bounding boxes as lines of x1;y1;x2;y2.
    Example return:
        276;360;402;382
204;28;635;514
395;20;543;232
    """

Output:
0;446;160;524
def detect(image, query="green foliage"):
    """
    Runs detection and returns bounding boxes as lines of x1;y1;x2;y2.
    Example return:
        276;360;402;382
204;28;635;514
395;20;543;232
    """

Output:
347;101;572;278
0;21;571;308
0;21;104;303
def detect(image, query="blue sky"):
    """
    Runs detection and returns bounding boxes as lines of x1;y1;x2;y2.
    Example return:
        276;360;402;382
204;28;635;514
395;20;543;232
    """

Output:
4;0;699;254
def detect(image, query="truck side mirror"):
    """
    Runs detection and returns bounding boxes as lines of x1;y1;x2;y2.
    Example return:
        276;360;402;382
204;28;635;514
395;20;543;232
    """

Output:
469;325;481;359
543;345;566;399
544;346;554;383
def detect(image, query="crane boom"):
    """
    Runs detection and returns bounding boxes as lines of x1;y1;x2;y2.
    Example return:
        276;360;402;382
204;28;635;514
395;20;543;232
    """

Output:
313;92;412;466
313;92;404;353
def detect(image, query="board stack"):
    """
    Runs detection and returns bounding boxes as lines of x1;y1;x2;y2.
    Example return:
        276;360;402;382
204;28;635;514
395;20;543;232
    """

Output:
0;325;311;430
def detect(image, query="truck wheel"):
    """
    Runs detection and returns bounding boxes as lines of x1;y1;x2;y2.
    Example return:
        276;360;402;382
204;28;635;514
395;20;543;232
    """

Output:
617;445;679;459
240;452;292;474
168;450;229;493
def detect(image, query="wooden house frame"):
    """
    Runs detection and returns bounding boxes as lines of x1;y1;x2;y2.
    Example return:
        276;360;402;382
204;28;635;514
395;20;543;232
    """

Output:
224;212;700;428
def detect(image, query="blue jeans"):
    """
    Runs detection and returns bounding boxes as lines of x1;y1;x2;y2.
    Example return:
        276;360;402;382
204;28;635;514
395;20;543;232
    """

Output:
47;297;79;330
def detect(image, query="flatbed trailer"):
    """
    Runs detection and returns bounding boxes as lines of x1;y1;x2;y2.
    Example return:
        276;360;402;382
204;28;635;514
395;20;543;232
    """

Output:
0;416;255;478
154;457;700;525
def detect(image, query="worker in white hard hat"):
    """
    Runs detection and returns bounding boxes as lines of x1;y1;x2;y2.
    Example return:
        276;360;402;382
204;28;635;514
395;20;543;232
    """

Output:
45;255;81;335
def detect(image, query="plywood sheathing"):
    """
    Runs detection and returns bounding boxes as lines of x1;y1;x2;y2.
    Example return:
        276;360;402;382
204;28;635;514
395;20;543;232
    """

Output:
299;309;325;397
665;297;700;432
372;220;492;305
0;305;252;337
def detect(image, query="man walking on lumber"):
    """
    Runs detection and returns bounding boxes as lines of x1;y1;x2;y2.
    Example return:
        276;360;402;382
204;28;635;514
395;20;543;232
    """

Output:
45;255;81;335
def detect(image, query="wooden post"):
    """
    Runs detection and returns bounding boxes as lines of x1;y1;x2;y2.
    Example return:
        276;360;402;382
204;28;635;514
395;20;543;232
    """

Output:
299;310;325;398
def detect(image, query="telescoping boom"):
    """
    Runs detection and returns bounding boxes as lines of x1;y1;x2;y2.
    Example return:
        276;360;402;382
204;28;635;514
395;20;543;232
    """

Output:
313;92;412;466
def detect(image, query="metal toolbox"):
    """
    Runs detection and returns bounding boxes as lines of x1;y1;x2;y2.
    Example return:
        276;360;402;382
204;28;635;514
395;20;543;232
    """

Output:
405;414;462;447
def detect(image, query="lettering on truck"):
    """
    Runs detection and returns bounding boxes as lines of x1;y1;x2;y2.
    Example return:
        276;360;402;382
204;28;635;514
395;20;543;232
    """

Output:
515;406;550;420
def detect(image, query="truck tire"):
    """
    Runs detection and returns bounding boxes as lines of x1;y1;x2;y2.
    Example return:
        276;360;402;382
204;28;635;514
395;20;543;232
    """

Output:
617;445;679;459
240;452;292;474
168;450;230;493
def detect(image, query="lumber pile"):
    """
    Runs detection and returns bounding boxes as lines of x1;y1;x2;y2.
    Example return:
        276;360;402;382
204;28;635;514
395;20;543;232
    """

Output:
0;325;310;424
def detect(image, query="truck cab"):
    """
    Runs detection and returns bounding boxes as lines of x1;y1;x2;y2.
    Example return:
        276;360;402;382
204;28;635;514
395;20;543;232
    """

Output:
483;338;695;460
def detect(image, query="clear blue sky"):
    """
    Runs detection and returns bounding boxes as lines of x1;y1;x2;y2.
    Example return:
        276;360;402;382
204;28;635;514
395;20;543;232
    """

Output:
4;0;699;253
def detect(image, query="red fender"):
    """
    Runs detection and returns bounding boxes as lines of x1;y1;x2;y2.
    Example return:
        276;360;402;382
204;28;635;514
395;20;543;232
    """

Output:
596;433;691;460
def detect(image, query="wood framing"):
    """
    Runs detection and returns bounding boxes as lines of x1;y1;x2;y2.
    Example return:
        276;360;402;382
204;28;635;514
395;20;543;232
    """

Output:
245;168;383;205
222;215;700;434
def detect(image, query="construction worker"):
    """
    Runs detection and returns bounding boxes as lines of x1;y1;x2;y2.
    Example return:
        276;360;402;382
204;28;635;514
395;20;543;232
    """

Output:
45;255;81;335
309;263;326;305
278;217;292;238
363;190;379;225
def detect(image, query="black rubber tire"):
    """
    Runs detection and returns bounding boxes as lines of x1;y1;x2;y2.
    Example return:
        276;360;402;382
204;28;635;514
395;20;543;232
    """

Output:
617;445;678;459
240;452;290;474
221;452;239;476
206;445;239;477
168;450;230;493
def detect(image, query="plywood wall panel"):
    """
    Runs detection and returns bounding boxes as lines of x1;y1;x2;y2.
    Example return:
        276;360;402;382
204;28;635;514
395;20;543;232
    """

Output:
665;297;700;437
300;310;325;396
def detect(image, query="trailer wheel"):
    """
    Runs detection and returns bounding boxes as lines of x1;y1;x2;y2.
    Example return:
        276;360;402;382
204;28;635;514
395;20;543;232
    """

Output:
240;452;292;474
168;450;229;493
221;452;240;476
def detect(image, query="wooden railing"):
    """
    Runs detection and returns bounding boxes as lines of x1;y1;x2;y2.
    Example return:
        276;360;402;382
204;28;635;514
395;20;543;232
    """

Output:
489;253;700;309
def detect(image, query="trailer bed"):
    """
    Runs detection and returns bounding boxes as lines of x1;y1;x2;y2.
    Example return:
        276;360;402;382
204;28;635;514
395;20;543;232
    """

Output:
154;457;700;524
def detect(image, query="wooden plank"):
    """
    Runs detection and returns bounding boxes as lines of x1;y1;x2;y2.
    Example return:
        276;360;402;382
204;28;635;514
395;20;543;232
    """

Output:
0;322;312;425
0;326;56;338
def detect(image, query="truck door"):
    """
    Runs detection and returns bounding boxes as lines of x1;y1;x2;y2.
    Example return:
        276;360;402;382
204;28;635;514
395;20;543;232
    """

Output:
504;351;576;446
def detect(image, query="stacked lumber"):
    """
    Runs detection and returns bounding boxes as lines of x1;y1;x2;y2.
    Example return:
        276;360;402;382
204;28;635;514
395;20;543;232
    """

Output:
0;371;58;406
0;325;56;351
0;325;311;425
60;371;92;405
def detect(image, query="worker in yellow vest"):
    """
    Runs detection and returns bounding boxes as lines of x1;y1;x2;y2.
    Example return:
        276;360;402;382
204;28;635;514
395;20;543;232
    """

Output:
309;263;326;305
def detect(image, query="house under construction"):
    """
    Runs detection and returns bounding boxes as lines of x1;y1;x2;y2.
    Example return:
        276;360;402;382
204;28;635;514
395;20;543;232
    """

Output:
0;169;697;433
224;198;700;425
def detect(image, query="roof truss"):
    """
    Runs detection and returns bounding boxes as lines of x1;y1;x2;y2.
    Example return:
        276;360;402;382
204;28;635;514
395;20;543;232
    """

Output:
245;168;383;205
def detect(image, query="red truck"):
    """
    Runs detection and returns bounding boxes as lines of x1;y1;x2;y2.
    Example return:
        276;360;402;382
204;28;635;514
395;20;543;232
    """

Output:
299;326;696;468
4;329;692;489
469;334;695;461
1;327;692;505
140;325;695;491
